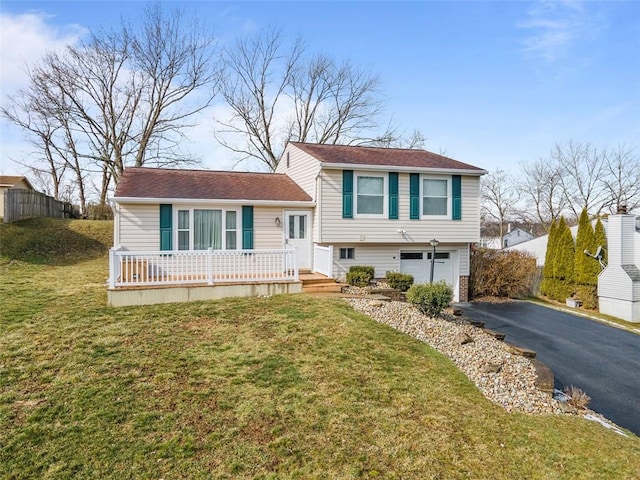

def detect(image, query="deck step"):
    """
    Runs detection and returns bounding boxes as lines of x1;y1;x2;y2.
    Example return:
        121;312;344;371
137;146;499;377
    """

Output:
302;284;344;294
482;328;506;341
301;277;339;286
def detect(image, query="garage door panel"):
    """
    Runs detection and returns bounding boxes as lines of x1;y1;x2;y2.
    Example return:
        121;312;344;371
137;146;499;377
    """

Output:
401;250;453;286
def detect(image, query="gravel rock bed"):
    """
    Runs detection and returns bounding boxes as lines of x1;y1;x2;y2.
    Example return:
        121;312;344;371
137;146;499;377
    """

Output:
346;297;567;415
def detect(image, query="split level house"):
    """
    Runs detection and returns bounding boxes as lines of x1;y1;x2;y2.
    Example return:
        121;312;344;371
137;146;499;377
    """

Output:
108;142;487;306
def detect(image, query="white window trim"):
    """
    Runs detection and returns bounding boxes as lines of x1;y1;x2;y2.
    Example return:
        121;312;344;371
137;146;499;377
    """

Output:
174;206;241;251
354;172;387;218
420;175;451;219
339;247;355;260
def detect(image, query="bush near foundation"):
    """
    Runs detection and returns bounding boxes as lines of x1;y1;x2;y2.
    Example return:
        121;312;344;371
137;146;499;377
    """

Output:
406;281;453;317
470;248;537;298
385;272;414;292
347;265;375;287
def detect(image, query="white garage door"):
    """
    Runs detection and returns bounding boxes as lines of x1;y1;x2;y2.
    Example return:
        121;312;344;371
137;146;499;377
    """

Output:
400;251;454;286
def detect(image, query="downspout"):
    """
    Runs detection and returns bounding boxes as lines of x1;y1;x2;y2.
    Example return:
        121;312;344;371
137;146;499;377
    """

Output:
315;170;322;243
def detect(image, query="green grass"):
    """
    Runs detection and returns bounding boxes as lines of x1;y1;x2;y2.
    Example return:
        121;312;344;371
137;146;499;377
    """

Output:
1;218;640;479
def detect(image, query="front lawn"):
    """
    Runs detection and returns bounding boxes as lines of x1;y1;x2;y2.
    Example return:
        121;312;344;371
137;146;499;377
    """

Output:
1;219;639;478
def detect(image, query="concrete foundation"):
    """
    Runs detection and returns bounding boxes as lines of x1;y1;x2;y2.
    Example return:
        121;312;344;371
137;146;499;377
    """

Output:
108;281;303;307
599;297;640;323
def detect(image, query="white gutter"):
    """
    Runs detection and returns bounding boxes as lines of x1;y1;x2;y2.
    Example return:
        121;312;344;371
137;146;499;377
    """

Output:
319;162;488;175
113;196;316;207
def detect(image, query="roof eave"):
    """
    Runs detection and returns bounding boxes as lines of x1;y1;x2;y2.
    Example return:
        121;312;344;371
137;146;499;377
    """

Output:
113;196;315;207
319;161;487;175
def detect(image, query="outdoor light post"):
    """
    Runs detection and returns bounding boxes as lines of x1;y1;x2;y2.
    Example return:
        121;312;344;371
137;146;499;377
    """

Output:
429;238;439;283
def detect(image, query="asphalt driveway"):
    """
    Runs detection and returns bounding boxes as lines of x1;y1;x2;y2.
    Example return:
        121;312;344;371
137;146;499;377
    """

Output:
459;301;640;436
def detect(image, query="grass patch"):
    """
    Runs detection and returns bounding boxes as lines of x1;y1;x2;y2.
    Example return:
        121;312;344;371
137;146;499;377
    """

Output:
1;218;639;478
0;217;111;264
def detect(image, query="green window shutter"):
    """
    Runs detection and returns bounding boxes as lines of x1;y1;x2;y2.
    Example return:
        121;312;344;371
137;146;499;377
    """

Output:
452;175;462;220
342;170;353;218
409;173;420;220
242;206;254;250
159;204;173;250
388;172;398;219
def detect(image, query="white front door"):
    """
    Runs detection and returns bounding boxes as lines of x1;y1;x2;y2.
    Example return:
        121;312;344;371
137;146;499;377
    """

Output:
285;211;311;270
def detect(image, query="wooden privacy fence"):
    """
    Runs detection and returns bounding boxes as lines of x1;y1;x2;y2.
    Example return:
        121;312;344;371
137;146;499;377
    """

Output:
3;189;74;223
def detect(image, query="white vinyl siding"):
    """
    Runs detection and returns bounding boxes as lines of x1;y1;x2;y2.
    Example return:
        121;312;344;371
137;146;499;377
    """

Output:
329;242;467;302
319;169;481;244
252;206;285;250
117;204;160;251
275;144;321;199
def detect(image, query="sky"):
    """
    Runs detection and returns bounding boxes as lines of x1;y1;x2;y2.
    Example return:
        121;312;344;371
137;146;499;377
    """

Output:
1;0;639;183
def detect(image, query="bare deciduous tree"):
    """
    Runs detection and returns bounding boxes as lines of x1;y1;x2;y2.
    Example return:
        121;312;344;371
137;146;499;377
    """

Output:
515;158;567;231
2;4;220;210
481;169;520;243
552;140;609;217
601;144;640;213
216;29;395;171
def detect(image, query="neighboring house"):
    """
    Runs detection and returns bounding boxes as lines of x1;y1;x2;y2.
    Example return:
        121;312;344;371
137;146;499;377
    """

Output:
481;225;535;250
506;224;583;266
502;226;535;248
109;142;486;306
598;209;640;323
0;175;34;218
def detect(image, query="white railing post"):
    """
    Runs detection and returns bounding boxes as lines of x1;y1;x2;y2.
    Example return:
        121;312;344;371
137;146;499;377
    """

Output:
290;246;299;281
108;247;116;288
207;247;214;285
327;245;334;278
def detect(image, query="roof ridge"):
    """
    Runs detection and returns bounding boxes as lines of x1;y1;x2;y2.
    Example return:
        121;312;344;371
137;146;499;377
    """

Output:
126;166;283;176
290;141;437;155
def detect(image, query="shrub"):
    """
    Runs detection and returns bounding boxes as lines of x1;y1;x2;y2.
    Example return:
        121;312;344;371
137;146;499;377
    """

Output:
575;284;598;310
385;272;414;292
470;249;537;299
406;281;453;318
347;265;375;286
347;271;372;287
563;385;591;411
85;203;114;220
349;265;375;278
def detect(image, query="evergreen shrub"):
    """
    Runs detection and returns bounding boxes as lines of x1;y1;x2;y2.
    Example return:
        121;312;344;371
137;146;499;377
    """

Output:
347;265;375;286
406;281;453;317
385;272;414;292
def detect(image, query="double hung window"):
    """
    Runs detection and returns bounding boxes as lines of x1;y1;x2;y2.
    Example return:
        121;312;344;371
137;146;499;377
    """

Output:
356;175;385;216
422;177;449;217
177;208;238;250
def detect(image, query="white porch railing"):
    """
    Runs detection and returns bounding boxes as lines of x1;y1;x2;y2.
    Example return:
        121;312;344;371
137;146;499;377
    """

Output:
108;247;298;288
313;244;333;278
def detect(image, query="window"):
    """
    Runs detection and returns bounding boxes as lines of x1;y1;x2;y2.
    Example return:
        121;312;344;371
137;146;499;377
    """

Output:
356;175;384;215
289;214;306;239
176;208;239;250
400;252;423;260
339;247;355;260
423;178;449;216
226;211;237;249
177;210;190;250
427;252;450;260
